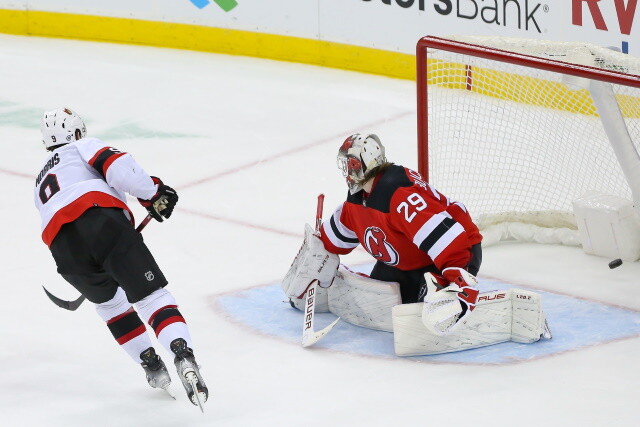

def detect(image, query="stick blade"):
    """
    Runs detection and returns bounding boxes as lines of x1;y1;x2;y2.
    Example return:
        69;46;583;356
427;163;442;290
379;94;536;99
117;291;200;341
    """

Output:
42;286;85;311
302;317;340;348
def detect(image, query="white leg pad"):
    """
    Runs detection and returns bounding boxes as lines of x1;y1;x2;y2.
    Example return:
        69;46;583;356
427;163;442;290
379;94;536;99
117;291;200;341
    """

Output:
289;285;329;313
327;265;402;332
393;289;549;356
511;289;552;343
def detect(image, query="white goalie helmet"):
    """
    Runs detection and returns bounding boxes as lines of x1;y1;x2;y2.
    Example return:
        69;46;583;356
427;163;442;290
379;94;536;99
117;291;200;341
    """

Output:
41;108;87;150
337;133;387;194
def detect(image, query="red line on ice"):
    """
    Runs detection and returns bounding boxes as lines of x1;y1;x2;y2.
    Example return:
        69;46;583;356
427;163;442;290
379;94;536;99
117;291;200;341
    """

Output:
176;111;413;190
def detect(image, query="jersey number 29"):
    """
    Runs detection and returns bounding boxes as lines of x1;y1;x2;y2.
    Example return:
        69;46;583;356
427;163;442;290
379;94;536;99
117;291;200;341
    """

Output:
397;193;427;223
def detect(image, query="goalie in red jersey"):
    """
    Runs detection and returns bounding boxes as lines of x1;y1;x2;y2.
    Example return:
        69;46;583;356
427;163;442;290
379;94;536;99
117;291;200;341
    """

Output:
283;133;553;349
283;133;483;335
323;133;482;303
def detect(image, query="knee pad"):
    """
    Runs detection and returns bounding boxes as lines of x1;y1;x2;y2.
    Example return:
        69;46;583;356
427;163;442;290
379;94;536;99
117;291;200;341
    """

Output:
134;288;177;323
95;287;130;322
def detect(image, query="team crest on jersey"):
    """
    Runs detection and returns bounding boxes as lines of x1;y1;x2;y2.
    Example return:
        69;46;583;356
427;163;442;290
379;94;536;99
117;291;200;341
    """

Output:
363;227;399;266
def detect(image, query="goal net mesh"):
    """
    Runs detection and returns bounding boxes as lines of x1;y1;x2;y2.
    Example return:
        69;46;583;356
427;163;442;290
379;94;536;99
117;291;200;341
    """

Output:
422;36;640;233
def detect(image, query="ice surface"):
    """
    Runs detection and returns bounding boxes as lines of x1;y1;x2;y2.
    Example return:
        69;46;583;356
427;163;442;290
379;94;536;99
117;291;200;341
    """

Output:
0;34;638;426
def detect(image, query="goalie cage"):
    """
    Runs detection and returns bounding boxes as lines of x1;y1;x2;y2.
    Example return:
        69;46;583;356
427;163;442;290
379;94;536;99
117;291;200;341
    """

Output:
416;36;640;250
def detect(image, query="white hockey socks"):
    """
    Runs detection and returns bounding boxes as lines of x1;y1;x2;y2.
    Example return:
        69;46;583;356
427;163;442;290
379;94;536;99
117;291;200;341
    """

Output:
136;288;193;353
95;288;153;363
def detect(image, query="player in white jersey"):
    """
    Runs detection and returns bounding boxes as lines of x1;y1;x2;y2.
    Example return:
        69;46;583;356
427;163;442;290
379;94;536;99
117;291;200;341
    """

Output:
35;108;207;408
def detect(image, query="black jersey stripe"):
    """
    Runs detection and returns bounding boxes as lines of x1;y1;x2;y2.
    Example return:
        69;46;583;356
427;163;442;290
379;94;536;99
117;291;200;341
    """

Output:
89;147;124;179
418;217;457;253
330;215;359;244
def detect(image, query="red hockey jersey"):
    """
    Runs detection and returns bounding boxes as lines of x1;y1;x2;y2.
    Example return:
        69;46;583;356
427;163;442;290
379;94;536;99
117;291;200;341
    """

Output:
320;165;482;271
34;137;158;246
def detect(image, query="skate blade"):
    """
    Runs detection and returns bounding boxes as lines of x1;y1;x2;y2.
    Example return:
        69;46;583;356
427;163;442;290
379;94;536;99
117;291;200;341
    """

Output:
185;371;206;413
162;383;176;400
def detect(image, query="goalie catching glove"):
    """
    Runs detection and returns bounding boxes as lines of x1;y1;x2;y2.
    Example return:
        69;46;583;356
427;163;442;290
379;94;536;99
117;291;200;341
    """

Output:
282;224;340;299
138;176;178;222
422;267;480;336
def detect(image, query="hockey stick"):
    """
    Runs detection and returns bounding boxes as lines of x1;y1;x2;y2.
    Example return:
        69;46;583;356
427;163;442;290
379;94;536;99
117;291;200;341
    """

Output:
302;194;341;347
43;214;153;311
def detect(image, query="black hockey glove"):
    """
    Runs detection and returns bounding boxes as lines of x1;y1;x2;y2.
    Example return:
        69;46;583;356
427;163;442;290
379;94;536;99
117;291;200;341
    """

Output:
138;176;178;222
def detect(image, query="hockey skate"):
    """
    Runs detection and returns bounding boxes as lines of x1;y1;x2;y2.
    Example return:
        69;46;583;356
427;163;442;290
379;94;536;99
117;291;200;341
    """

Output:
170;338;208;412
140;347;175;399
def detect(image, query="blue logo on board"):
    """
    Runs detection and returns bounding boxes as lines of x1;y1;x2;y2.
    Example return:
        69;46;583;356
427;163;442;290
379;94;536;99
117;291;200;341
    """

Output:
189;0;238;12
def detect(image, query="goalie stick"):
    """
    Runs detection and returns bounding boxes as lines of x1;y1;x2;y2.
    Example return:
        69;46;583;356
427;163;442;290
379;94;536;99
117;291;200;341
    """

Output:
42;214;153;311
302;194;340;347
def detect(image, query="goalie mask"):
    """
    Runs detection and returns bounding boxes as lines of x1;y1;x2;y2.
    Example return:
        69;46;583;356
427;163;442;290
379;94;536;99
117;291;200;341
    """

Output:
41;108;87;150
337;133;386;194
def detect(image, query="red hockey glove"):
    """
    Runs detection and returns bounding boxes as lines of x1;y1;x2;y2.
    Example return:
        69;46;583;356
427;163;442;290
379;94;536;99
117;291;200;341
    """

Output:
138;176;178;222
441;267;480;313
422;267;479;335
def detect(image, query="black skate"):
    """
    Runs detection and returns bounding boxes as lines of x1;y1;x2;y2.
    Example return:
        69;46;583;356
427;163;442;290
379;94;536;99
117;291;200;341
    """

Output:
170;338;208;412
140;347;175;399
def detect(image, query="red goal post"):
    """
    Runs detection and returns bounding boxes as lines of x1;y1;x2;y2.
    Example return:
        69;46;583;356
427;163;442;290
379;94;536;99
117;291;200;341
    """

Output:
416;35;640;245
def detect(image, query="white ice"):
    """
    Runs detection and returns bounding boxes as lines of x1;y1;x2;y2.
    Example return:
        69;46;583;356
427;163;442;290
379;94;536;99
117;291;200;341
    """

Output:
0;34;638;426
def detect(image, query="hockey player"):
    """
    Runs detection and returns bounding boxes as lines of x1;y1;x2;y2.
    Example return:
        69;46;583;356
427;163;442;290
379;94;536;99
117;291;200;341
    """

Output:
284;133;483;333
34;108;207;408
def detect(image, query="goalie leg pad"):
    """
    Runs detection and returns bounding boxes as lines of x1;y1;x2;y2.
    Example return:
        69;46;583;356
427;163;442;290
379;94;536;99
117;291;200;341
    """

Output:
328;265;402;332
393;289;550;356
511;290;552;343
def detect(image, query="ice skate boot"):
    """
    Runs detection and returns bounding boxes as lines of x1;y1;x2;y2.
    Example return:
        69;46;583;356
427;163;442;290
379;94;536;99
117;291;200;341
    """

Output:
170;338;208;411
140;347;175;399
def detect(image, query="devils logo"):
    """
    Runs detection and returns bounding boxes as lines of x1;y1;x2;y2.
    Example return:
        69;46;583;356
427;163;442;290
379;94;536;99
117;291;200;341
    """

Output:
363;227;399;266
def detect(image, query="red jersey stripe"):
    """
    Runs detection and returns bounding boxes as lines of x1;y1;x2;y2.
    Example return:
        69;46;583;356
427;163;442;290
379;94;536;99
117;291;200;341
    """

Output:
88;147;110;167
42;191;134;246
101;152;126;176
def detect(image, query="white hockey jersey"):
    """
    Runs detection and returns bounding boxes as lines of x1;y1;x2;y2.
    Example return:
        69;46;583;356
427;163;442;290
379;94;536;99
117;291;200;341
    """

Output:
34;137;158;246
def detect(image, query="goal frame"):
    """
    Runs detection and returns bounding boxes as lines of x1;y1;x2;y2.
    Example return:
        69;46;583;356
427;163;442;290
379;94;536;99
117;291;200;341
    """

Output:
416;35;640;181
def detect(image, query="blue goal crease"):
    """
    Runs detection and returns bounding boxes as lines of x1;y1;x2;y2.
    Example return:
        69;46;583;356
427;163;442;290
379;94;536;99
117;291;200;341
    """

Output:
214;279;640;364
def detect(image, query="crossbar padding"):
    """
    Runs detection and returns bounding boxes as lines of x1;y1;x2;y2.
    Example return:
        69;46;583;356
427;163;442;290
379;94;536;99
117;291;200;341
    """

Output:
393;289;545;356
328;265;402;332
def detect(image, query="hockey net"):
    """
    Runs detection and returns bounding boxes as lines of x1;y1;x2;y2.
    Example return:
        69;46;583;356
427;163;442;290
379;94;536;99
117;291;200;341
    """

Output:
417;36;640;246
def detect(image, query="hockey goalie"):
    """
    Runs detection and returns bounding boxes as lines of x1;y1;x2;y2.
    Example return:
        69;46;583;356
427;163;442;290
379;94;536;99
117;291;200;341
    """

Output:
283;133;551;356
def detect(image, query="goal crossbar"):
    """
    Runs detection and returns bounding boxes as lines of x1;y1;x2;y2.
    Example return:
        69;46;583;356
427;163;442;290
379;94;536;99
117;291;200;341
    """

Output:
416;35;640;180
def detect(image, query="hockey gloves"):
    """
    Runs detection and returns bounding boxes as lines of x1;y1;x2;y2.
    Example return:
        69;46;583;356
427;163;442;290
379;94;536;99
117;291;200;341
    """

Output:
138;176;178;222
282;224;339;299
421;267;479;336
